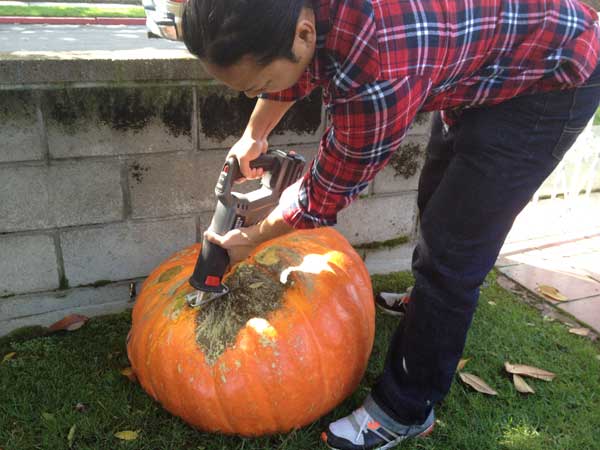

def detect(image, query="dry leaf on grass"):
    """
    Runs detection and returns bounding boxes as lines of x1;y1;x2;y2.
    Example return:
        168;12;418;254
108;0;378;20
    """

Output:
2;352;16;363
120;367;138;383
249;282;265;289
459;372;498;396
49;314;89;332
115;430;140;441
42;412;55;421
569;327;591;337
456;358;470;372
536;285;568;302
67;424;76;448
74;403;88;413
488;301;497;306
504;362;556;381
513;374;535;394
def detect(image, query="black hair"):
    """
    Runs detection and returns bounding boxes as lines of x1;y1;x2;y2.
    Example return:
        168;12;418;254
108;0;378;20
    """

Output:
182;0;312;67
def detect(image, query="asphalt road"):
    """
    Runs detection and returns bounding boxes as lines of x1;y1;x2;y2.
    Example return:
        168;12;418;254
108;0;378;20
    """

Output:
0;24;188;55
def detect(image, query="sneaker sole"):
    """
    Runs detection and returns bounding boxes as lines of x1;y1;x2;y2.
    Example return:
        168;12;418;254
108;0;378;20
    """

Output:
321;423;435;450
375;303;406;317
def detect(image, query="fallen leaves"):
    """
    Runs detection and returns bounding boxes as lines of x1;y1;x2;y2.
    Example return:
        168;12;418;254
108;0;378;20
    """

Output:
456;358;470;372
2;352;16;363
67;424;77;448
42;412;55;422
568;327;591;337
536;284;568;302
456;358;557;398
459;372;498;396
74;403;88;413
120;367;138;383
49;314;89;332
504;362;556;381
512;374;535;394
115;430;140;441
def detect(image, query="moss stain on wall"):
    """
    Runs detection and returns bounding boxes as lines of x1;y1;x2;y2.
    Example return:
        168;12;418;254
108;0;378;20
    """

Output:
45;86;192;137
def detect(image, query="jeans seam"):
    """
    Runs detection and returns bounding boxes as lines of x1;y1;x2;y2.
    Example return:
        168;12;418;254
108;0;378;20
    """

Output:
551;88;579;160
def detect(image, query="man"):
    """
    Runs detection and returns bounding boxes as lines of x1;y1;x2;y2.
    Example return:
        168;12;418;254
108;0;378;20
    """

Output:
180;0;600;448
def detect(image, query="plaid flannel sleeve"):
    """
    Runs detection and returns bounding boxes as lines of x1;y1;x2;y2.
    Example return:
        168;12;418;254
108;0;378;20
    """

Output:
280;76;433;229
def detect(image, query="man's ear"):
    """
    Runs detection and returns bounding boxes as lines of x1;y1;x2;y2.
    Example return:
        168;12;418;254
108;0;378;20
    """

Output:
295;8;316;48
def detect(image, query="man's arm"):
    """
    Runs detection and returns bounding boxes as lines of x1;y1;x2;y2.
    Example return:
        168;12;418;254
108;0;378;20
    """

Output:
280;76;433;229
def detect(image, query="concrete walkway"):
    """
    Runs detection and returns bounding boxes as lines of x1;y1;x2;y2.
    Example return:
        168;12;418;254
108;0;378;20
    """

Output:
498;193;600;333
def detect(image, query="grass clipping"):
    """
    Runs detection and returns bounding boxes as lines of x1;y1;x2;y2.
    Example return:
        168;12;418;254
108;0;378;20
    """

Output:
195;263;285;365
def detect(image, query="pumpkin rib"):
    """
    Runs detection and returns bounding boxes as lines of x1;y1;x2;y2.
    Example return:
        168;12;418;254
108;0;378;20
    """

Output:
234;330;282;434
289;297;331;413
210;360;238;434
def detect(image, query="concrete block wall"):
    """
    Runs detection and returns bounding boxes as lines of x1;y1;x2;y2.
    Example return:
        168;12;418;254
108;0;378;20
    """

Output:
0;76;432;336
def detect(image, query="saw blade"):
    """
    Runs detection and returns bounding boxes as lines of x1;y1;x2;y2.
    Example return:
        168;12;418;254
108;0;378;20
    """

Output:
185;285;229;308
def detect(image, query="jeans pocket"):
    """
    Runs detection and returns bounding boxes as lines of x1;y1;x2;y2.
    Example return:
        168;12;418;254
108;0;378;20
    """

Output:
551;125;585;161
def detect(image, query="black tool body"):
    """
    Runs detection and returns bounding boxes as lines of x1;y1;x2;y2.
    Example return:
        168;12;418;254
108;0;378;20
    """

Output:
188;149;305;304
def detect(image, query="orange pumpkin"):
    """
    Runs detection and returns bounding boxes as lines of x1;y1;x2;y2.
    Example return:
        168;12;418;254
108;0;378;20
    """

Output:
126;228;375;436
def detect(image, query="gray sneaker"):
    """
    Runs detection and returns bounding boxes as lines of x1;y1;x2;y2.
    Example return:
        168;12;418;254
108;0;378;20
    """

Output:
321;396;434;450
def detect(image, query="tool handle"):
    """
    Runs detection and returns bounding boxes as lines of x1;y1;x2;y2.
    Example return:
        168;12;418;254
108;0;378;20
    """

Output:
227;153;279;182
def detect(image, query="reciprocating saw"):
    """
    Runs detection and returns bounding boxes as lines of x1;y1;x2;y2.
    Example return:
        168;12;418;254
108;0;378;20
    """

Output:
186;149;305;307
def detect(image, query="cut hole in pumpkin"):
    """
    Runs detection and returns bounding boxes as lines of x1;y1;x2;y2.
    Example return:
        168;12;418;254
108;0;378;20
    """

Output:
195;262;286;365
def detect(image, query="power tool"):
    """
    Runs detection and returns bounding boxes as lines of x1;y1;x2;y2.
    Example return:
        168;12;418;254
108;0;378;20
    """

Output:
185;149;305;308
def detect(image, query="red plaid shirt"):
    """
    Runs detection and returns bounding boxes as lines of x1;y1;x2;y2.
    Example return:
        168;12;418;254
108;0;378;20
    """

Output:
262;0;600;229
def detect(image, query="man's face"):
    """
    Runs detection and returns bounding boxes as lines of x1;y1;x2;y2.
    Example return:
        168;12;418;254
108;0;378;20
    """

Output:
202;7;316;98
203;53;310;98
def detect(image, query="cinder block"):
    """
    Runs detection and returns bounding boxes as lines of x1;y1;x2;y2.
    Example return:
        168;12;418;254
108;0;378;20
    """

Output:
0;91;45;163
61;218;196;286
0;280;138;337
335;193;418;245
364;241;416;274
0;233;58;296
0;166;52;232
0;161;123;232
198;85;323;149
372;136;428;195
128;150;227;219
45;86;193;158
50;160;123;227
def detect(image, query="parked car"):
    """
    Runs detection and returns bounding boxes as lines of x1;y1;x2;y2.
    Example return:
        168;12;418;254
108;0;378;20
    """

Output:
142;0;185;41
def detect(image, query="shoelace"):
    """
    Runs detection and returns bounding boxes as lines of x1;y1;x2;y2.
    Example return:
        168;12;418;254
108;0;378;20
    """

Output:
352;409;401;444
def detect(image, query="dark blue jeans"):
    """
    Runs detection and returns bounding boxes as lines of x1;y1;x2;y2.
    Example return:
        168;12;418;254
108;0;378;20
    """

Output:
371;62;600;425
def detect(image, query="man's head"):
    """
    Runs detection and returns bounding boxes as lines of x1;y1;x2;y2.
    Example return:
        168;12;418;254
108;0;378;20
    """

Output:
182;0;316;97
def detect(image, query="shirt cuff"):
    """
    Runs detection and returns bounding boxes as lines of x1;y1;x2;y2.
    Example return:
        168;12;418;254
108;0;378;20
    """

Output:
279;176;336;229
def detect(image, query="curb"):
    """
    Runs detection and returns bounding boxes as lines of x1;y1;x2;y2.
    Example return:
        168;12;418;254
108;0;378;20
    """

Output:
0;16;145;25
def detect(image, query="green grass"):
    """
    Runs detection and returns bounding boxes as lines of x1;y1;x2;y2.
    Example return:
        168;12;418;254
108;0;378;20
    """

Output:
0;5;145;18
1;271;599;449
594;106;600;126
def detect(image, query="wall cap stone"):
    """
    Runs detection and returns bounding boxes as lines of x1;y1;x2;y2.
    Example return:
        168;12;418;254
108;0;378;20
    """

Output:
0;51;210;88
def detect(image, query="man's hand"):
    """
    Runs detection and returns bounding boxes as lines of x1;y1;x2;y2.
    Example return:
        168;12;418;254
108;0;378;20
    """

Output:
228;132;268;181
203;206;294;267
204;225;260;267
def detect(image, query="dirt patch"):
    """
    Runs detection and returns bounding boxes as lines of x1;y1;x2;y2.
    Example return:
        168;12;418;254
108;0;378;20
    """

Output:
195;263;285;366
389;143;422;178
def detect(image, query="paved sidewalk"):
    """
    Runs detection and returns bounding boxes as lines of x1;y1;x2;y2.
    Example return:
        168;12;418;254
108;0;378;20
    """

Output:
497;193;600;333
